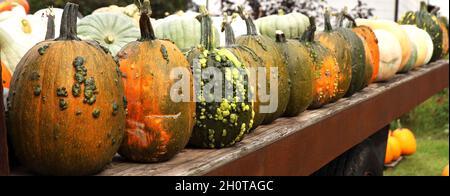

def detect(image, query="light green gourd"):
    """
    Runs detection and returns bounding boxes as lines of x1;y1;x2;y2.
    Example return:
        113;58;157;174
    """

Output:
77;13;140;56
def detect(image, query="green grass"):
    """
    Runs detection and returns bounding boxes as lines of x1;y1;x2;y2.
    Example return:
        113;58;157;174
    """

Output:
384;136;449;176
385;88;449;176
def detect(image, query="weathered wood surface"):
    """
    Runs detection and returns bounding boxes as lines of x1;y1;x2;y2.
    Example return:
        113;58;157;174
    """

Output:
11;60;449;176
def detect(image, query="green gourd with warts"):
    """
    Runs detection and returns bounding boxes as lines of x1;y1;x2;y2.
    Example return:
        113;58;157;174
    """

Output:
236;6;290;125
315;10;352;101
399;1;443;61
335;11;366;97
187;7;253;149
221;14;262;131
275;29;314;116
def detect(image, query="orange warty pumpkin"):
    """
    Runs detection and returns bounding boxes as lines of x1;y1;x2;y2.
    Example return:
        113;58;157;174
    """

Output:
117;0;195;163
392;128;417;156
302;17;340;109
316;10;352;101
7;3;126;175
443;164;449;176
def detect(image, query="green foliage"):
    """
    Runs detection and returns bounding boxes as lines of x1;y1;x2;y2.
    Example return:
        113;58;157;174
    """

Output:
28;0;191;18
384;138;449;176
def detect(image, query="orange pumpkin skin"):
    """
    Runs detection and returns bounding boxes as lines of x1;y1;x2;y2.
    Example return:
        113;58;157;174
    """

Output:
388;136;402;161
438;21;449;58
1;62;11;88
118;10;195;162
299;17;339;109
384;141;393;164
443;165;449;176
352;26;380;84
316;11;352;101
392;128;417;156
7;3;126;176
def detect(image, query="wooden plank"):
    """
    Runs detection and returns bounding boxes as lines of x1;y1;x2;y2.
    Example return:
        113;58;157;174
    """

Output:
11;60;449;176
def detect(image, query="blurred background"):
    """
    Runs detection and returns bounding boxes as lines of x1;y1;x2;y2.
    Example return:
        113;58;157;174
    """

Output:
28;0;449;19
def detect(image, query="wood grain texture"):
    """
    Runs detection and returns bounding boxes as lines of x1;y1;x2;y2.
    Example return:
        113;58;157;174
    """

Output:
11;60;449;176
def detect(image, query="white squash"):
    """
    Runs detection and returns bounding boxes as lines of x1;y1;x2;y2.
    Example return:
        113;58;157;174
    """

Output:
0;13;46;73
400;25;434;69
33;7;64;38
0;3;26;22
77;13;140;56
356;19;412;72
212;15;247;46
373;29;402;82
420;28;434;66
93;4;141;26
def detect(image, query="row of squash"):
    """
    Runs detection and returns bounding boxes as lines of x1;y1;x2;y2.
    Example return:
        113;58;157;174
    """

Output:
0;1;448;175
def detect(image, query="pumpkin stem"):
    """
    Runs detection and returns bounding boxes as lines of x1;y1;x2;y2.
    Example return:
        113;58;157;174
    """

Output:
275;31;287;43
338;12;358;28
222;13;237;46
56;3;81;41
420;1;428;12
198;6;216;50
45;7;55;40
238;6;258;36
335;7;349;28
300;17;316;43
430;6;440;15
397;119;403;129
137;0;156;41
324;9;333;32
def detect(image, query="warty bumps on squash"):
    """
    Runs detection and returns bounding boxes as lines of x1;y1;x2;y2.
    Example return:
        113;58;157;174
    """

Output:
7;3;126;176
399;2;444;62
236;6;290;125
274;27;314;116
315;10;352;102
299;17;340;109
187;6;253;149
117;0;195;163
334;10;367;97
221;14;263;131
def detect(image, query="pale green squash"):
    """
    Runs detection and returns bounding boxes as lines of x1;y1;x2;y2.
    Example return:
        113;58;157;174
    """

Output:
77;13;140;56
255;11;309;40
154;11;220;50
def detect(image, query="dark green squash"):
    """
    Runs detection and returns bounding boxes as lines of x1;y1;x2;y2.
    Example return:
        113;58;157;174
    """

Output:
221;14;262;131
187;7;253;149
275;31;314;117
236;6;290;125
315;10;352;101
399;1;443;61
335;11;366;97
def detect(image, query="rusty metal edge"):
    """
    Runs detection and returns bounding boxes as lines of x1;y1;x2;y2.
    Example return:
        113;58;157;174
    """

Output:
206;61;449;176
